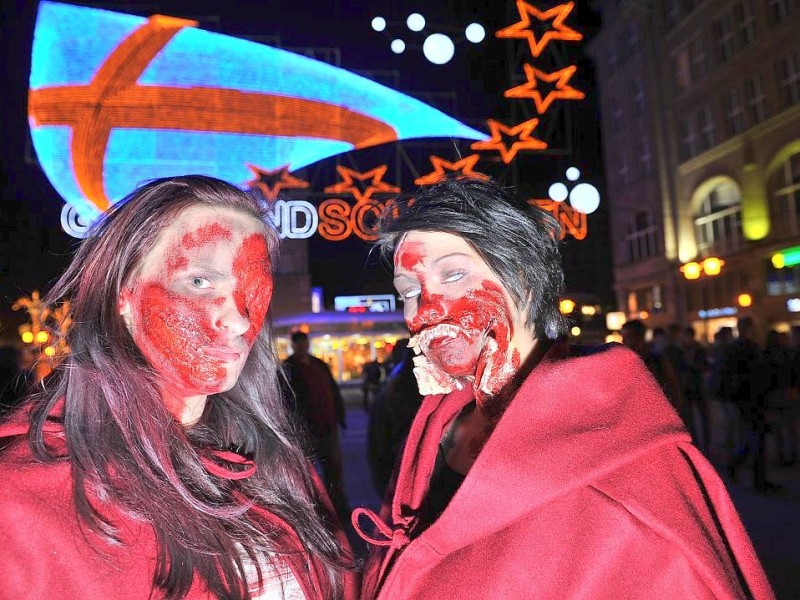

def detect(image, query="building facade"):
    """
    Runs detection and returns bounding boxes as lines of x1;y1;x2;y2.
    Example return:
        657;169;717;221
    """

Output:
588;0;800;339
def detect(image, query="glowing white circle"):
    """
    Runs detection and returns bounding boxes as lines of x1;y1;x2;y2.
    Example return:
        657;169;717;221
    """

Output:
423;33;455;65
566;167;581;181
391;39;406;54
569;183;601;214
371;17;386;32
548;182;569;202
60;203;92;239
465;23;485;43
407;13;425;32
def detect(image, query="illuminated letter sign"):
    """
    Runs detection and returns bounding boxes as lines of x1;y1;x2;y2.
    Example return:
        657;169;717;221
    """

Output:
29;2;486;228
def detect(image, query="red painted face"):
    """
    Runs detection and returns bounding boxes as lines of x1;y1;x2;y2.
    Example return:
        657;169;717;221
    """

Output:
122;208;272;408
394;231;526;403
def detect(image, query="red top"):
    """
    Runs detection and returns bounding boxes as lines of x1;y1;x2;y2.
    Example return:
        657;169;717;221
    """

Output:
355;343;774;599
0;415;359;599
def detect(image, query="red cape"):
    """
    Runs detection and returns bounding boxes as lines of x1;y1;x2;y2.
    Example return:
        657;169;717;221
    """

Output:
0;413;358;599
357;343;774;599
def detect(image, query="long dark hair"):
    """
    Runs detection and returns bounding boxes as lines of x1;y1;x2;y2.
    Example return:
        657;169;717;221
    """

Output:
377;176;567;339
17;176;345;598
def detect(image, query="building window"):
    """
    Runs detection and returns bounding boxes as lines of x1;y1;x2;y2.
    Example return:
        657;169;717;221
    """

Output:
768;0;795;24
639;136;653;176
769;150;800;238
689;36;708;82
608;47;619;73
610;96;623;131
680;114;699;161
744;75;767;124
617;151;630;185
626;212;659;263
631;77;645;116
733;1;757;48
694;181;743;255
697;107;716;152
665;0;681;28
674;49;691;90
712;12;736;63
723;87;745;136
775;50;800;109
625;25;640;55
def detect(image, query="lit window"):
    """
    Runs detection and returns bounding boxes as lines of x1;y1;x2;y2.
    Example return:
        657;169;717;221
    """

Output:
775;50;800;110
625;211;659;263
723;87;745;136
680;114;698;161
694;181;743;255
769;151;800;238
697;106;716;152
744;75;767;124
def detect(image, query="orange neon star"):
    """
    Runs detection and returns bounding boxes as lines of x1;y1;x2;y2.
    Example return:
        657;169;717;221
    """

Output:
324;164;400;202
504;64;585;114
470;118;547;164
246;164;309;201
414;154;490;186
496;1;583;58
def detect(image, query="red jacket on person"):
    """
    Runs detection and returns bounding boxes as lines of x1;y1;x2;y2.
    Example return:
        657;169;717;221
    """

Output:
0;415;358;599
356;343;773;599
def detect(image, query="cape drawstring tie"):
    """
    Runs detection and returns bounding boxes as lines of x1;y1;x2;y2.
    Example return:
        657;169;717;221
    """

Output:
351;507;410;550
200;450;256;480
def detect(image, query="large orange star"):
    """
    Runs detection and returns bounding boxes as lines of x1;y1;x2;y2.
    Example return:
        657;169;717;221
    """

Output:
414;154;490;186
496;1;583;58
246;164;309;202
324;164;400;203
505;64;585;114
471;118;547;163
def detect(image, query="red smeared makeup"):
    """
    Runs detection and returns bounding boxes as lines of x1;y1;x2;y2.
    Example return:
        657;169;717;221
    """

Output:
232;233;273;346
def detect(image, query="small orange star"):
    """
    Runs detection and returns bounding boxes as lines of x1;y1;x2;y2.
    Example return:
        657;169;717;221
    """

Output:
496;1;583;58
246;164;309;201
505;64;585;114
471;118;547;164
414;154;490;186
324;164;400;203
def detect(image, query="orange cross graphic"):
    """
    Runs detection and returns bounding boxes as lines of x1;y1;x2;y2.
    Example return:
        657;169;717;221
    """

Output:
496;1;583;58
414;154;489;186
246;164;309;201
504;64;585;114
471;119;547;164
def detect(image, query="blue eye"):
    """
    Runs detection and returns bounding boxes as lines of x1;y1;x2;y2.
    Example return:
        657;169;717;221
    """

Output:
190;276;212;289
443;270;465;283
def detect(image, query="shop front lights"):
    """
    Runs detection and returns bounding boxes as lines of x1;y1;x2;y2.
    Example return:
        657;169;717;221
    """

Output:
681;262;701;280
702;257;724;276
737;293;753;308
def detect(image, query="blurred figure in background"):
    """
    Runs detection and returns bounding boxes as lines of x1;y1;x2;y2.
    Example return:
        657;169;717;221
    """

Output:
282;330;350;519
682;326;710;452
761;330;796;466
361;358;384;412
707;327;736;464
367;339;423;498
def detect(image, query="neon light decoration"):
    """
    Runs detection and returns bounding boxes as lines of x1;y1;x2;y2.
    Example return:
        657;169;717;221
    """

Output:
504;64;584;114
471;118;547;163
531;199;587;240
414;154;489;185
247;165;309;202
773;245;800;268
496;1;583;58
29;2;485;225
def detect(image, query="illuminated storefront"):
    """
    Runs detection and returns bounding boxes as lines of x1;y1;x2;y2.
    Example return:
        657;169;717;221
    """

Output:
273;311;408;382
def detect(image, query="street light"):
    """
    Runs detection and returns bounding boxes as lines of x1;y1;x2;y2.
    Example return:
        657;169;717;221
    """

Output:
680;257;724;342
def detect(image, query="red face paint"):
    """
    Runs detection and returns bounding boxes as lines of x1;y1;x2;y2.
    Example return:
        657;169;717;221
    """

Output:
232;233;273;346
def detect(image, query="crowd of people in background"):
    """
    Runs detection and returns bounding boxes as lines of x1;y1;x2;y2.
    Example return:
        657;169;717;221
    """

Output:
622;317;800;493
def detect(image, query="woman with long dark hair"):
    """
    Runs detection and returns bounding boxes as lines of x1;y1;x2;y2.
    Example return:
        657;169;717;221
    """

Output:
0;176;356;599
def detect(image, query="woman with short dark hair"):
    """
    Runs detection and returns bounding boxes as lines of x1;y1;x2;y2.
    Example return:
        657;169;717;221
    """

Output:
0;176;356;599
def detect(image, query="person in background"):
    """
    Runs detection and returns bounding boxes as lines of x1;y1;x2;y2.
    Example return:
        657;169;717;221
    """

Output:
682;326;710;452
283;330;350;520
354;176;772;599
361;358;384;412
0;176;356;599
761;330;796;466
620;319;683;414
706;326;736;464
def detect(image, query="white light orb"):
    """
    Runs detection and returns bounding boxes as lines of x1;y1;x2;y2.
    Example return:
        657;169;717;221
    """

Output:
568;183;601;214
570;326;582;337
391;39;406;54
548;182;569;202
465;23;485;43
566;167;581;181
423;33;455;65
407;13;425;32
371;17;386;32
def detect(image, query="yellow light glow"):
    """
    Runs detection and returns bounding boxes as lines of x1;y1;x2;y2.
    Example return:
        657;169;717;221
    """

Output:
570;326;581;336
605;311;626;331
331;341;340;350
356;337;370;345
43;346;56;357
639;310;650;320
21;331;34;344
737;293;753;307
605;332;622;344
772;253;785;269
580;305;597;316
36;331;50;343
681;262;701;280
374;341;385;348
702;257;724;276
559;298;576;314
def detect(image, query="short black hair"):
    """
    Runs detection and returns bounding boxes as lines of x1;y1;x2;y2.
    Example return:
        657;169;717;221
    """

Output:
621;319;647;337
376;176;567;339
290;331;309;343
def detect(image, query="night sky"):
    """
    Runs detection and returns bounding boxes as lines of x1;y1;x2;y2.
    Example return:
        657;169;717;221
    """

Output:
1;0;607;330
